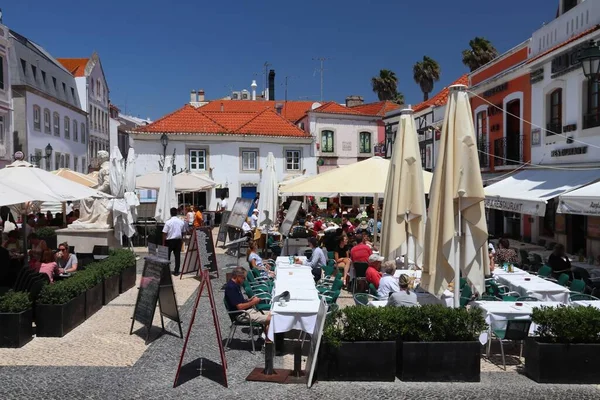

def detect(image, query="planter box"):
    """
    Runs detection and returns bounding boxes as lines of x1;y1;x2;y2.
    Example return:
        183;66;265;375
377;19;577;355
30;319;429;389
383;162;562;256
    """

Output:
36;293;85;337
317;341;396;381
397;341;481;382
119;265;137;294
103;274;120;305
0;309;33;348
85;283;103;319
524;338;600;384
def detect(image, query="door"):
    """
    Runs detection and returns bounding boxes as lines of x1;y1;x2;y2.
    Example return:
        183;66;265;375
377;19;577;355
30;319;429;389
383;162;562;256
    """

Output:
568;215;587;255
505;100;521;165
241;186;257;216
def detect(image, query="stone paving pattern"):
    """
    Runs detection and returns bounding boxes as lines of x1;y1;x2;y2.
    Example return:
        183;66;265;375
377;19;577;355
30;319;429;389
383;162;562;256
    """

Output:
0;243;599;399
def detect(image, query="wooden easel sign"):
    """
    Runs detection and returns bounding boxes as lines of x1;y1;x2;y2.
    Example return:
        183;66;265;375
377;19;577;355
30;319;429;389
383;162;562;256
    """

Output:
180;227;219;279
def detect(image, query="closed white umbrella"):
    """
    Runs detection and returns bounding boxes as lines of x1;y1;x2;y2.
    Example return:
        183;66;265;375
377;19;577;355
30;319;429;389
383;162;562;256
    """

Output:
380;108;426;266
420;85;489;307
258;152;278;228
124;148;140;222
154;156;177;223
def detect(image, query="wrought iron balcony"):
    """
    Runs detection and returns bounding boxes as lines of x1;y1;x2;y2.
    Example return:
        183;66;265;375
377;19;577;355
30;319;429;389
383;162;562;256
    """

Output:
546;122;562;136
583;113;600;130
477;140;489;168
494;135;525;167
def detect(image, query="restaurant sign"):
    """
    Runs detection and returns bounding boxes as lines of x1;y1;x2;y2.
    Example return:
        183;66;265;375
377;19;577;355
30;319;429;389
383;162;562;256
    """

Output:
485;196;546;216
550;145;588;157
558;199;600;217
483;82;508;98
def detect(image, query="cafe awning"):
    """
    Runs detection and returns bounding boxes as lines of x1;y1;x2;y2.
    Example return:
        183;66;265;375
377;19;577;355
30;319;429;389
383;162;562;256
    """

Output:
484;169;600;217
557;180;600;216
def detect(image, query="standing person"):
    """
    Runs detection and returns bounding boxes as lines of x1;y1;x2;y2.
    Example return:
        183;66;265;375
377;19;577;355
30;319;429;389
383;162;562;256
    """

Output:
250;209;259;229
218;194;228;212
186;206;195;229
296;237;327;283
193;205;204;228
163;207;185;276
65;201;74;215
253;192;260;210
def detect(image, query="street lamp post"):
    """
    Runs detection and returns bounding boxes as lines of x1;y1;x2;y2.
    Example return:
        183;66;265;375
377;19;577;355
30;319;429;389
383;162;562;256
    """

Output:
29;143;53;168
385;124;395;159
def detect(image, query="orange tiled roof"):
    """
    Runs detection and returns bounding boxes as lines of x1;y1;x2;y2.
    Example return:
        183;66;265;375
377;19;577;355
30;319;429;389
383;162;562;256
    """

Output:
527;25;600;65
56;58;89;77
134;105;310;138
349;101;400;116
311;101;367;116
199;100;315;123
412;75;469;113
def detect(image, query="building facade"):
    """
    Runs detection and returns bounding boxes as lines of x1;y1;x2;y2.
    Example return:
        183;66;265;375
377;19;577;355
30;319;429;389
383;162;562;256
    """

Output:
9;30;88;172
0;23;12;167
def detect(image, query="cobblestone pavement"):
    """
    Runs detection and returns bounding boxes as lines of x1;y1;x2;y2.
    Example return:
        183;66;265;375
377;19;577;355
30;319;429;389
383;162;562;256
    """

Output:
0;248;599;399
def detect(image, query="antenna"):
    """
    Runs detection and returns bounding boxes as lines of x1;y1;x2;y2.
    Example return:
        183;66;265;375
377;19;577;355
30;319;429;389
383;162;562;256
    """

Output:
312;57;330;102
263;61;271;101
283;75;297;104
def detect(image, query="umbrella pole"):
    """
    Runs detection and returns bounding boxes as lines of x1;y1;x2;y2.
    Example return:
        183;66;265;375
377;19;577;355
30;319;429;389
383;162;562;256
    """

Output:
454;197;463;308
405;211;410;269
373;193;379;249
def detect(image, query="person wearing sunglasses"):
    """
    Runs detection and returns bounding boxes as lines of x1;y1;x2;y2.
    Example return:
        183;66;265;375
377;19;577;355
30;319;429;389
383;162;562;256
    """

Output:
55;242;78;274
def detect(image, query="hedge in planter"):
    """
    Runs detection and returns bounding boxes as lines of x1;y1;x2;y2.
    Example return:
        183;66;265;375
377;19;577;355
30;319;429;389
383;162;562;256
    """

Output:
0;290;33;348
525;305;600;384
96;249;136;304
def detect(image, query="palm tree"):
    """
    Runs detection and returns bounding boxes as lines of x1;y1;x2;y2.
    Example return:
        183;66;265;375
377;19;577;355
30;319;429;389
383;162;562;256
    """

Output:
462;37;499;72
413;56;441;101
371;70;403;103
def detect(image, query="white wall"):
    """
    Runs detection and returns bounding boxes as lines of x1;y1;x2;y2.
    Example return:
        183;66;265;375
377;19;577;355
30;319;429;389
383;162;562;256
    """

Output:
0;24;12;166
133;137;316;210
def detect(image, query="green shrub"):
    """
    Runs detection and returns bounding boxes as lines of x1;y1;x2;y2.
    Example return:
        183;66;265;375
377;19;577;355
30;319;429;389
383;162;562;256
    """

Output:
35;227;57;238
0;290;32;313
532;305;600;344
323;305;487;345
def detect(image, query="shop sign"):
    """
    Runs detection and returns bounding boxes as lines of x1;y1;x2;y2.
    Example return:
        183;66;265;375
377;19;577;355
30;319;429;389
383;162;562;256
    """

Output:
562;123;577;133
485;198;524;213
551;44;586;78
483;83;508;98
531;128;541;146
550;146;588;157
530;68;544;84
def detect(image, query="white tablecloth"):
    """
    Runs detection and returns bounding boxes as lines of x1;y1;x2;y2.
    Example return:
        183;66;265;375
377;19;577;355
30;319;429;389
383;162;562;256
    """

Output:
492;266;529;277
368;300;387;307
572;300;600;310
496;273;570;303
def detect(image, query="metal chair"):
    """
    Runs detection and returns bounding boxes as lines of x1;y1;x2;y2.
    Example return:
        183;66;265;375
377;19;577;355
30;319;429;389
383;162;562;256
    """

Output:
352;262;369;294
490;319;532;370
353;293;379;306
223;299;263;354
569;293;599;301
516;296;539;301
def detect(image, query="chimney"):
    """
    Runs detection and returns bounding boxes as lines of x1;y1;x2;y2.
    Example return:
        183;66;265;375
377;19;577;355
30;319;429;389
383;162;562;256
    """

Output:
190;89;196;104
275;103;283;115
220;102;224;112
268;69;275;101
198;89;205;102
251;80;257;101
345;95;364;108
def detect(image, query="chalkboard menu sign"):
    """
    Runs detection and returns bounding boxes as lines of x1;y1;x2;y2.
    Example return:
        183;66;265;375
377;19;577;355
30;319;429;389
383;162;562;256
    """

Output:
180;227;218;277
216;211;231;246
227;197;253;228
130;256;183;343
280;200;302;236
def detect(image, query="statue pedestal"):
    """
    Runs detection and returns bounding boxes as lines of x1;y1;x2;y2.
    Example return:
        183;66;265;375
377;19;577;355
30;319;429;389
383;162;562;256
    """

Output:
56;228;122;253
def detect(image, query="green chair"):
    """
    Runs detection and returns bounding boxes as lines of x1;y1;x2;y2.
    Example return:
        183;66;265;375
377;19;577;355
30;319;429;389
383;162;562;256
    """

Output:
502;295;518;302
516;296;538;301
369;283;379;297
537;265;552;278
223;299;263;354
323;262;336;278
557;273;570;287
354;293;379;306
320;290;340;305
569;279;586;294
460;285;473;307
490;319;532;370
328;251;335;261
569;293;599;301
459;278;468;290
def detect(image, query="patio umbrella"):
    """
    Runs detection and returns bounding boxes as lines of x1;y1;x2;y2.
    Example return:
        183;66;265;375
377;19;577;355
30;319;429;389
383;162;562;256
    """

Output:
380;108;426;267
420;85;489;307
258;152;278;229
154;155;177;223
137;171;216;192
51;168;97;187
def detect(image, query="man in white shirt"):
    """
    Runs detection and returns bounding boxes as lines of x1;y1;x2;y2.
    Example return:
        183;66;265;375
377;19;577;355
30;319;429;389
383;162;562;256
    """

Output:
162;207;185;276
250;209;259;229
377;260;400;299
65;201;74;215
219;194;228;211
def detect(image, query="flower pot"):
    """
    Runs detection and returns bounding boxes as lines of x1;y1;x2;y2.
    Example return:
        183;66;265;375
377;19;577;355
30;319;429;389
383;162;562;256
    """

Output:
102;274;120;305
317;341;396;381
397;341;481;382
36;293;85;337
524;338;600;384
85;283;103;319
0;309;33;348
119;265;137;294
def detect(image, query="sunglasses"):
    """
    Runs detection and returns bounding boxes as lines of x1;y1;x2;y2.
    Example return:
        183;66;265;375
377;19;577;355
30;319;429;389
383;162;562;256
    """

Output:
58;248;66;251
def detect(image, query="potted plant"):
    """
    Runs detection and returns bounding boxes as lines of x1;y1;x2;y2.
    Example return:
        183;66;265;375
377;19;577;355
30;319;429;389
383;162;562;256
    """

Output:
81;265;104;319
525;305;600;384
100;257;121;305
36;278;86;337
396;305;486;382
36;226;57;250
118;250;137;294
0;290;33;348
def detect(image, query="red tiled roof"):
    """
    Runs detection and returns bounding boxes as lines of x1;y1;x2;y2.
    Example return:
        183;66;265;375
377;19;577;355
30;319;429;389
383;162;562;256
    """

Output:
527;25;600;65
311;101;366;116
56;58;89;77
199;100;315;123
412;75;469;113
349;101;400;116
134;105;310;138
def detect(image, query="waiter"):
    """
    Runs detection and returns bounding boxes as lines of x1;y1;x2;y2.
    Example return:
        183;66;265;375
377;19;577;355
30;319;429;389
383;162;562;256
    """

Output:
162;207;185;276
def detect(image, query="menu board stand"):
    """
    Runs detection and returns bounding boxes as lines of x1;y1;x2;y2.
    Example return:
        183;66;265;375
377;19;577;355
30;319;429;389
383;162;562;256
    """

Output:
280;200;302;237
226;197;253;229
180;227;219;279
216;211;231;246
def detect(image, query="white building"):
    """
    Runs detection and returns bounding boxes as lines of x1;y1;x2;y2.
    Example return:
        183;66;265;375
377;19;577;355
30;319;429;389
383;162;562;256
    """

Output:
57;53;110;167
129;104;316;210
9;30;88;172
0;23;12;168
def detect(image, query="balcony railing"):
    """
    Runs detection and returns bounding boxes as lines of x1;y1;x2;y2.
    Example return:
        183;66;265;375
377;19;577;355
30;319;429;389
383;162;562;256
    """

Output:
583;113;600;130
477;140;489;168
546;122;562;136
494;135;525;167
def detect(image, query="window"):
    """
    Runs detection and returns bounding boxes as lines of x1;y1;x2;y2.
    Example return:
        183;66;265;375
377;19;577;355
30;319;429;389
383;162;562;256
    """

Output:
321;130;334;153
71;88;76;102
81;123;86;143
241;150;258;171
548;89;562;135
62;82;66;95
0;116;4;145
20;59;27;75
53;112;60;136
476;110;487;141
285;149;301;171
82;157;86;173
31;65;37;81
585;79;600;129
41;70;46;84
359;131;372;153
33;105;41;131
64;116;70;139
0;56;4;90
189;149;206;171
52;77;57;90
60;154;65;169
44;109;51;133
65;154;70;169
54;152;61;170
74;156;78;172
73;120;78;141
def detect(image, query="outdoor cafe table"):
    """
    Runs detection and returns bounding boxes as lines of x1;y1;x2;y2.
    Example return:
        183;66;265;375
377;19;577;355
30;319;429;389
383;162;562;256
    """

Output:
495;273;570;303
572;300;600;310
491;266;529;277
368;289;454;307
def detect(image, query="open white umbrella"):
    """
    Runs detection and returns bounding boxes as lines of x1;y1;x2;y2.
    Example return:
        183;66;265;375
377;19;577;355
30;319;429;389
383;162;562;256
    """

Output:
258;152;278;229
420;85;489;307
154;156;177;223
137;171;216;192
380;108;426;266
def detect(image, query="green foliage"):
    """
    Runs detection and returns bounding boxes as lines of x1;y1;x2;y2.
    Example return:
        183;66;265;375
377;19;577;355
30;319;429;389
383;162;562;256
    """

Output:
0;290;32;313
35;227;57;238
323;305;487;344
532;305;600;344
38;249;136;305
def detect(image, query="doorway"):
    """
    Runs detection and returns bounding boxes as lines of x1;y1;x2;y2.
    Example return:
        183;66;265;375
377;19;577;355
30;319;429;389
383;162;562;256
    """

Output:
505;99;521;165
568;214;587;255
241;185;257;216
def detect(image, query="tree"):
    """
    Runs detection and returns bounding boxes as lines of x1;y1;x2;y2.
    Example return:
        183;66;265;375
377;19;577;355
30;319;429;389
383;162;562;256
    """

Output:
413;56;441;101
462;37;499;72
371;69;404;104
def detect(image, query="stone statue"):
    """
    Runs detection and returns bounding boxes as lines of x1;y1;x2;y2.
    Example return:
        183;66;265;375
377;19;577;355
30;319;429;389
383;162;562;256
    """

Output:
70;150;113;229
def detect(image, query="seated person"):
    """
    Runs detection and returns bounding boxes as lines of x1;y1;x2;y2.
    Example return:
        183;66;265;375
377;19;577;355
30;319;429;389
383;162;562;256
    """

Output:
334;235;352;287
242;217;252;236
377;261;400;299
38;249;60;282
247;241;275;278
341;215;355;235
3;230;22;258
350;234;373;264
55;242;78;274
267;234;282;258
387;274;418;307
296;237;327;282
366;254;384;288
494;238;518;266
224;267;271;336
547;243;572;279
28;233;48;265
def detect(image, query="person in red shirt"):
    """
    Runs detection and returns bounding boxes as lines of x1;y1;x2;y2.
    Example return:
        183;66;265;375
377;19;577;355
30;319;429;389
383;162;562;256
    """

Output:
366;254;384;289
313;217;324;233
350;234;372;263
341;215;355;235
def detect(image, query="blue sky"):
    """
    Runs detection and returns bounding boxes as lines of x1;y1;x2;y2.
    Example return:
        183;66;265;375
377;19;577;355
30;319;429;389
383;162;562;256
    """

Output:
7;0;556;120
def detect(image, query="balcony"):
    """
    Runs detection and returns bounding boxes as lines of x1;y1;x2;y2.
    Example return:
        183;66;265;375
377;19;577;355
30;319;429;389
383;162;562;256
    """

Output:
546;122;562;136
583;113;600;130
494;135;525;167
477;140;489;169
